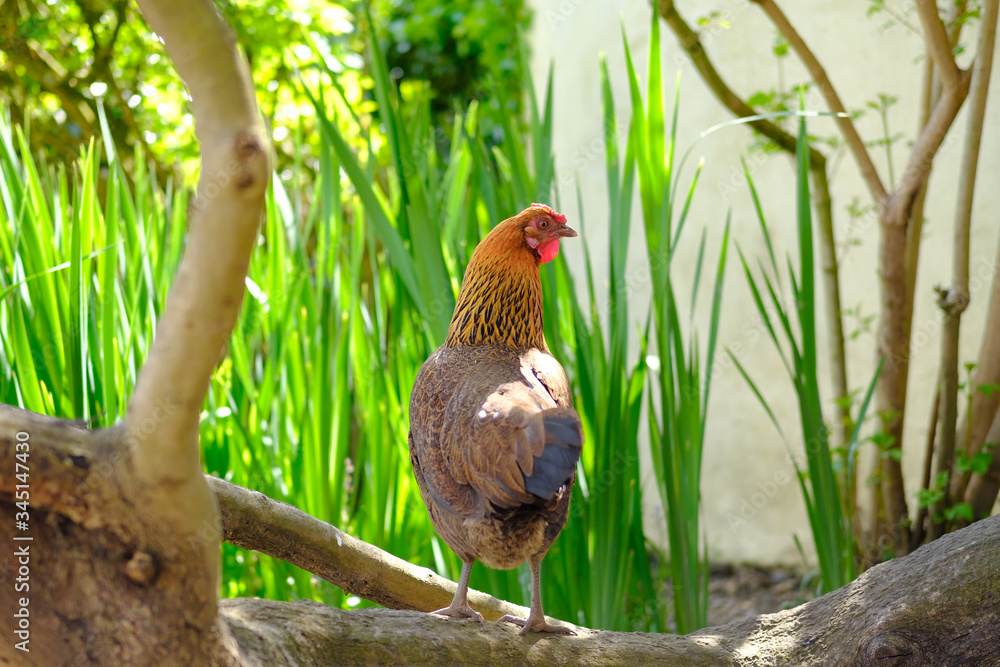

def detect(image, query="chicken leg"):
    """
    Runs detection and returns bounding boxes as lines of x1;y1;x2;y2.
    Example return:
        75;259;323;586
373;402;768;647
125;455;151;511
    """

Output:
431;560;484;622
498;555;576;635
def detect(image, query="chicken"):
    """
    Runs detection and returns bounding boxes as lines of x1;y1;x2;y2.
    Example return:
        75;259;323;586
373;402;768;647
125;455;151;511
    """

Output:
408;203;583;635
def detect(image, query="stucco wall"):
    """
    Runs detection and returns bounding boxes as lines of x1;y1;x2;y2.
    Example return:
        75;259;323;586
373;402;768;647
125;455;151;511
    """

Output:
528;0;1000;567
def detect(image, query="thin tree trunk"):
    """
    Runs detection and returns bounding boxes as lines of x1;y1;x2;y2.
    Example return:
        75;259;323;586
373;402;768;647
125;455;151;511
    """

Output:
812;165;850;453
874;207;912;550
965;408;1000;516
871;0;974;551
657;0;851;452
960;236;1000;506
929;0;998;540
911;384;940;549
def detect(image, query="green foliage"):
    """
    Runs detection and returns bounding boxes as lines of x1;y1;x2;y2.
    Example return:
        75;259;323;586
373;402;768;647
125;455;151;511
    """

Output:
0;1;528;188
370;0;528;120
730;109;885;595
622;14;731;634
0;106;172;419
0;11;663;630
531;54;662;632
915;470;979;525
0;0;366;181
862;93;903;188
978;382;1000;397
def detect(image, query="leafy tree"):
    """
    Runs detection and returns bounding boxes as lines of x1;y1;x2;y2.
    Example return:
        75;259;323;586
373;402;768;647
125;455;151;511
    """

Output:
369;0;529;119
0;0;529;184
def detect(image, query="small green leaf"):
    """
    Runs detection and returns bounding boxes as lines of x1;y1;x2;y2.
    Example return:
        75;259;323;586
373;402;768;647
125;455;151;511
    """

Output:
944;503;973;523
971;451;992;475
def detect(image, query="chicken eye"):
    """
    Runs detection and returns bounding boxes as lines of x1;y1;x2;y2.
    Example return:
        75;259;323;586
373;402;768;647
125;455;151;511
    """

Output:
537;218;550;230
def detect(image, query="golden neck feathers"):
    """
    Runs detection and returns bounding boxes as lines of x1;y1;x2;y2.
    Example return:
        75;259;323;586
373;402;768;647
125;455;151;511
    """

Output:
445;220;545;350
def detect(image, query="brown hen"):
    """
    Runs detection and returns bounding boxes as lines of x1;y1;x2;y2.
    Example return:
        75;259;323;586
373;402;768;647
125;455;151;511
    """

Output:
408;204;582;635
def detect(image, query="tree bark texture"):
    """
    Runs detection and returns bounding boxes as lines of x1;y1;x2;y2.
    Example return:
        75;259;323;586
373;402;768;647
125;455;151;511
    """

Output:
3;403;1000;666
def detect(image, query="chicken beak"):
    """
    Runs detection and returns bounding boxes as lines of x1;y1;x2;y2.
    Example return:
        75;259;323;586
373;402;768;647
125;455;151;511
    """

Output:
556;224;578;239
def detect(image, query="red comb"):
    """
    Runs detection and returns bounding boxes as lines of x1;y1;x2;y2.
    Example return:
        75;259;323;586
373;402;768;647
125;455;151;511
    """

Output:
530;203;567;224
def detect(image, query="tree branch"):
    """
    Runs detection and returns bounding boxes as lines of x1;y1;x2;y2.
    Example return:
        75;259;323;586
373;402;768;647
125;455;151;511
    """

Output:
903;55;935;334
886;68;970;225
750;0;887;204
125;0;268;534
915;0;962;90
208;476;554;626
655;1;851;454
965;407;1000;516
930;0;998;539
219;602;729;666
656;0;823;167
217;512;1000;666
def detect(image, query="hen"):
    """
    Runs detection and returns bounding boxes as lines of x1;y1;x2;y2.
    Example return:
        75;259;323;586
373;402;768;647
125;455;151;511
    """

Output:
408;204;583;635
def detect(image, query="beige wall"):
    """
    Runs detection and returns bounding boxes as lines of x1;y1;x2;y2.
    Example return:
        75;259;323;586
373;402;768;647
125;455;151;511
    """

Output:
529;0;1000;566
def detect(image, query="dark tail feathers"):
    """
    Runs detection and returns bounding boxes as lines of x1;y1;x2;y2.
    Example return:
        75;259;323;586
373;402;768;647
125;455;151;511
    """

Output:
523;409;583;500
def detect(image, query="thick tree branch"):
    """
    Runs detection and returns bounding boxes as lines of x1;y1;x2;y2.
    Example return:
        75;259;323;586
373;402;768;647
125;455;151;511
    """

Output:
750;0;887;204
219;603;730;666
125;0;268;534
4;403;1000;665
0;407;234;664
208;477;554;626
217;509;1000;666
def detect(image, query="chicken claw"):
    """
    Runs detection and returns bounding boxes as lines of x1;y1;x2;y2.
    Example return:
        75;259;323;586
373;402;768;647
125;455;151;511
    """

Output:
498;613;576;636
431;602;484;623
430;561;484;623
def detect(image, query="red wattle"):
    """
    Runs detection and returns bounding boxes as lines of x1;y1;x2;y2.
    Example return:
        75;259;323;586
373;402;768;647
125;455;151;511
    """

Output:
538;239;560;263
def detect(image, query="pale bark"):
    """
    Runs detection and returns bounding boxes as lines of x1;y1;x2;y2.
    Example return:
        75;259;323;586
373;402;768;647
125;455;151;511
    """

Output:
126;0;268;526
216;506;1000;665
209;476;540;623
0;0;265;662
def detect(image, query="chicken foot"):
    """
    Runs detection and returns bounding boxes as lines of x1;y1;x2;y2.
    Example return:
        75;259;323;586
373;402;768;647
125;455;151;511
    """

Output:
498;556;576;635
431;560;484;623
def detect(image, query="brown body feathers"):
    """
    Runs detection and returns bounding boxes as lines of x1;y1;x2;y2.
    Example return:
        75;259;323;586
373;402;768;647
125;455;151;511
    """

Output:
408;205;583;634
